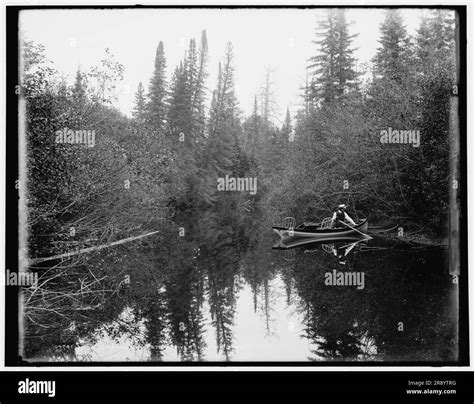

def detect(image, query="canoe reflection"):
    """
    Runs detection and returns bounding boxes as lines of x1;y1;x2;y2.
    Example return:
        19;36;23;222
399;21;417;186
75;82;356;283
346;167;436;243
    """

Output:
273;237;370;265
272;235;370;250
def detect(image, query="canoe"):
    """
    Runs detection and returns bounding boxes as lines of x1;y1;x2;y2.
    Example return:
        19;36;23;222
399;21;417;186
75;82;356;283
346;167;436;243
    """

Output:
272;219;369;243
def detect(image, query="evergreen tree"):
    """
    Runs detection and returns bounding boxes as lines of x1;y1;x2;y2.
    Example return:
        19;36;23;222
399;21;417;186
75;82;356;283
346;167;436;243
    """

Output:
416;15;432;65
281;107;292;138
209;44;239;136
416;10;455;76
259;68;276;121
147;41;167;134
207;43;240;175
168;34;209;150
72;68;88;120
309;9;358;104
166;36;214;212
192;30;209;141
168;62;192;146
72;69;87;105
373;10;413;81
132;82;146;123
242;95;260;155
185;39;198;104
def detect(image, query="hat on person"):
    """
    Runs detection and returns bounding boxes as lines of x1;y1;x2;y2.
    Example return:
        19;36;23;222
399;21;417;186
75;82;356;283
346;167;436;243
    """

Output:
338;204;347;209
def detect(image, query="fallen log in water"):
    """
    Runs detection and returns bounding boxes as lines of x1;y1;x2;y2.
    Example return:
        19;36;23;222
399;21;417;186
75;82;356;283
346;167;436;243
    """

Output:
28;231;160;265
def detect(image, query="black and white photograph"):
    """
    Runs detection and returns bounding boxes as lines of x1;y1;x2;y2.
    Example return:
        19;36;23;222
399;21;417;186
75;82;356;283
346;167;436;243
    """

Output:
5;5;466;366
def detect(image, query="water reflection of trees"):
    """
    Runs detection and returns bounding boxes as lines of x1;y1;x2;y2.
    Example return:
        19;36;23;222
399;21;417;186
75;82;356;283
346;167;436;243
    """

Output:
198;204;245;360
132;220;207;362
141;239;457;362
25;210;456;363
284;246;456;361
240;220;279;337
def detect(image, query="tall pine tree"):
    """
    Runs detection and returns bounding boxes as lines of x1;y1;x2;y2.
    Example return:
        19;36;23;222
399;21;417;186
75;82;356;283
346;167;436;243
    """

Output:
416;10;455;77
147;41;167;134
207;43;241;176
309;9;358;105
373;10;413;82
132;82;146;123
192;30;209;142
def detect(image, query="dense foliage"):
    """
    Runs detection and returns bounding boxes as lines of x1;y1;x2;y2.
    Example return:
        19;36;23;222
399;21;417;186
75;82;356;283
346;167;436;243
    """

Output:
21;10;457;361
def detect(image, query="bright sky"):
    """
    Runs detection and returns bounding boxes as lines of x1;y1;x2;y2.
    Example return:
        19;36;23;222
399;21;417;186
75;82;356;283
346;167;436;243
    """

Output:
20;8;427;123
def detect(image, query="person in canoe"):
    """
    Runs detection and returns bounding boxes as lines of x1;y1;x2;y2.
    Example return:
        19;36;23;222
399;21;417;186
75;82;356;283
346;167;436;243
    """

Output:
301;204;356;229
331;204;356;229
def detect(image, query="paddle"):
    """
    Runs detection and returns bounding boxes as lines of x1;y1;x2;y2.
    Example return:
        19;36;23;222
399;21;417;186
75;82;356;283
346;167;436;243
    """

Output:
337;220;372;239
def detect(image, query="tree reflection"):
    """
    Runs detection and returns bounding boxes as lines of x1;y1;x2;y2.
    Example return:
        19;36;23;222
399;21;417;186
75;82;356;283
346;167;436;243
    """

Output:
25;213;456;363
198;205;243;361
285;244;456;362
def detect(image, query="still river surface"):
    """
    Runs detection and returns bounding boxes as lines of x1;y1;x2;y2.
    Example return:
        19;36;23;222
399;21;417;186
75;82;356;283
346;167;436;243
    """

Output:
26;215;458;363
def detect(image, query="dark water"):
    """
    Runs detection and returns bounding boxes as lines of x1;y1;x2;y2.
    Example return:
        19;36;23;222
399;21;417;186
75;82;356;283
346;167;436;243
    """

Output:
24;211;458;363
